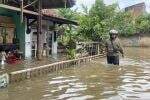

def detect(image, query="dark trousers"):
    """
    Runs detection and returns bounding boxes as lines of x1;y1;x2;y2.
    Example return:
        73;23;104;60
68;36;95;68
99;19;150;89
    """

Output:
107;55;119;65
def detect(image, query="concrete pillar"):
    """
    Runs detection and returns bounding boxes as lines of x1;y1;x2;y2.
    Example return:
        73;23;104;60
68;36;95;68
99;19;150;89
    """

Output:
25;34;32;59
25;19;32;59
52;31;57;58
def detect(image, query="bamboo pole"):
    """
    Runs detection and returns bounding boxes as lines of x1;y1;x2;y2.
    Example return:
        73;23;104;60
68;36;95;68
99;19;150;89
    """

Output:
20;0;23;23
0;4;38;15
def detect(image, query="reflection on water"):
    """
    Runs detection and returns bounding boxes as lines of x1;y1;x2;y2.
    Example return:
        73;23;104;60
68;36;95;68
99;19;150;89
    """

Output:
0;47;150;100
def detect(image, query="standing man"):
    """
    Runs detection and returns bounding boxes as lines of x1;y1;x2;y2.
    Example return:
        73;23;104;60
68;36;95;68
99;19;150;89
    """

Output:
105;29;124;65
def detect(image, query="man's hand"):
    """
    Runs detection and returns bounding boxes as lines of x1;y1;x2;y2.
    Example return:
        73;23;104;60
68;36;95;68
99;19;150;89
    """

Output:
122;54;124;58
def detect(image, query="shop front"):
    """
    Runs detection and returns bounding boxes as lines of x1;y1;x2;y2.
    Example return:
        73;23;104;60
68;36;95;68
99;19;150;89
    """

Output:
0;7;26;62
0;1;78;60
0;15;16;52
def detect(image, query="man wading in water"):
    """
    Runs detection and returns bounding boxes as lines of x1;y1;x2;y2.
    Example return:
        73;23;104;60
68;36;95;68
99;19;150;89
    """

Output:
105;29;124;65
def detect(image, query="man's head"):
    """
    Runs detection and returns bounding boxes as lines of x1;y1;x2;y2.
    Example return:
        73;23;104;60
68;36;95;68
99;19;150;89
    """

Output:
109;29;118;40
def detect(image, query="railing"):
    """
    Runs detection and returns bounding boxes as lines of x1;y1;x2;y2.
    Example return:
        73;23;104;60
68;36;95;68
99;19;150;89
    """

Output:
76;42;106;58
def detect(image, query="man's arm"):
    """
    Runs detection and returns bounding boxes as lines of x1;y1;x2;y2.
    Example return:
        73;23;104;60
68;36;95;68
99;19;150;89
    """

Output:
120;47;124;57
117;39;124;57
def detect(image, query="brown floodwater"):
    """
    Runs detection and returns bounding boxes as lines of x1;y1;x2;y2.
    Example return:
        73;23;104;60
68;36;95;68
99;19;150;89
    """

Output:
0;54;67;74
0;47;150;100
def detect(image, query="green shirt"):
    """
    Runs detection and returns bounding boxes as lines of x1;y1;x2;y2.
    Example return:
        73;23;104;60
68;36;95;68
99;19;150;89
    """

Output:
105;38;123;56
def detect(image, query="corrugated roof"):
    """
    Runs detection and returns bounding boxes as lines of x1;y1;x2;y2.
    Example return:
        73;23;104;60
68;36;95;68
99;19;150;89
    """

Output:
6;0;75;9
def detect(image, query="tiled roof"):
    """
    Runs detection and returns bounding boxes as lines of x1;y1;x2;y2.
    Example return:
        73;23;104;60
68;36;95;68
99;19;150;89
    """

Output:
42;9;63;19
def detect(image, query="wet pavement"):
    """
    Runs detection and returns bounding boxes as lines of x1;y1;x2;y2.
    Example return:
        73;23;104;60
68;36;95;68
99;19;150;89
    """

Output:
0;47;150;100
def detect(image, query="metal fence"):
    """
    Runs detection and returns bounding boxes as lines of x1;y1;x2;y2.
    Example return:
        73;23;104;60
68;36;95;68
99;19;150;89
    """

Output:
76;42;105;58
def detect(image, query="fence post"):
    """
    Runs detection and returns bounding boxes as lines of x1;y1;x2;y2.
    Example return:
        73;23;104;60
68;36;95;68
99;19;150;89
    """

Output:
98;43;100;55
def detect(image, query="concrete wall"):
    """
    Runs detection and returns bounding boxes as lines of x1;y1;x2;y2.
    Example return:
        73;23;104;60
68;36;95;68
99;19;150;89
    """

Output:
120;34;150;47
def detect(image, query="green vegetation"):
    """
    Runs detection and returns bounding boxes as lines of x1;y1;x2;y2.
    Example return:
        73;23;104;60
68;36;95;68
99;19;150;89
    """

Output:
58;8;78;59
58;0;150;59
135;14;150;34
78;0;137;40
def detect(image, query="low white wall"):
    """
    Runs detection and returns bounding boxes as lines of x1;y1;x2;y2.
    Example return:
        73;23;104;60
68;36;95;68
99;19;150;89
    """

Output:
120;34;150;47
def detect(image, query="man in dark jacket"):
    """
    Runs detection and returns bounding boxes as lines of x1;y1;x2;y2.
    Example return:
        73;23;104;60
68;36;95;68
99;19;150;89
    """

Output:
105;29;124;65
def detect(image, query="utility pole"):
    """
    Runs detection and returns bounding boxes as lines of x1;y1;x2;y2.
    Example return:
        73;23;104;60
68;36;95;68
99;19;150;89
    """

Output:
37;0;42;60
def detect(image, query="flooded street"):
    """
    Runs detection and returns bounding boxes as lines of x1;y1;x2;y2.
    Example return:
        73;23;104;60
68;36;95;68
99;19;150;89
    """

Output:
0;47;150;100
0;54;67;73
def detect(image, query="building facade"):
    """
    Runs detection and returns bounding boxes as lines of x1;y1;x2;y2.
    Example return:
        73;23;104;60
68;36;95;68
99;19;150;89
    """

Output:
125;2;146;17
0;0;77;59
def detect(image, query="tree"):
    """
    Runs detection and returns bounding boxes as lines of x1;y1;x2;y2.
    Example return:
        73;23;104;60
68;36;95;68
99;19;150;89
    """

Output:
112;11;136;37
58;8;79;59
78;0;116;41
135;14;150;34
78;0;136;40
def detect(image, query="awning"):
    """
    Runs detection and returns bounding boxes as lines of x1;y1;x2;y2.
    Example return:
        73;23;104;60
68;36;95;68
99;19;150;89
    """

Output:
0;4;78;25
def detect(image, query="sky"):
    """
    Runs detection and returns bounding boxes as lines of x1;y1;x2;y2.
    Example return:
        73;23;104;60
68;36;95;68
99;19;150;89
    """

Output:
71;0;95;12
72;0;150;12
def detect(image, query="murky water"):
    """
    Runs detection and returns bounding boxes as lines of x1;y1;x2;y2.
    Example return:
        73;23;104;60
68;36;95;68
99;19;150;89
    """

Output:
0;54;67;74
0;47;150;100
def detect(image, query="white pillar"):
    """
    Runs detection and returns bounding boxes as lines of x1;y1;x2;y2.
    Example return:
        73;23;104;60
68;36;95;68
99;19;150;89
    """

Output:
25;33;32;59
52;32;57;58
25;20;32;59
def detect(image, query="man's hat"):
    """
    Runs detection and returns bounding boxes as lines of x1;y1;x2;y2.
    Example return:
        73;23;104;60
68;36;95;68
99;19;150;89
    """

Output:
109;29;118;35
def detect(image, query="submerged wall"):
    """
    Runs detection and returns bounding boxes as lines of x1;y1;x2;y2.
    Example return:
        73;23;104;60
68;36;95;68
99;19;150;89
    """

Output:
120;34;150;47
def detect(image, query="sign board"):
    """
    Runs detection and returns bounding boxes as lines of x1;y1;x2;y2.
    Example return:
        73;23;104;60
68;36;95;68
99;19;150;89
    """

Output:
0;73;9;88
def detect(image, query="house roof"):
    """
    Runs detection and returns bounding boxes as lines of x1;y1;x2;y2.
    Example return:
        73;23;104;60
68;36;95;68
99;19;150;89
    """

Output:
125;2;145;9
0;4;78;25
41;0;75;9
43;14;78;25
42;9;62;18
42;9;78;25
7;0;75;9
